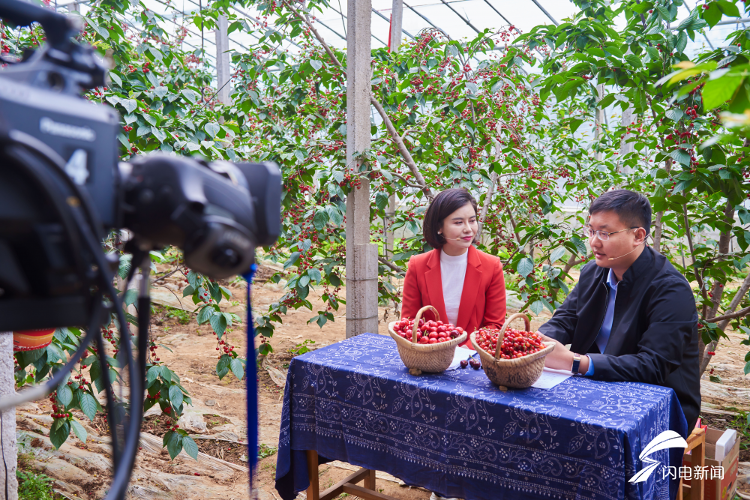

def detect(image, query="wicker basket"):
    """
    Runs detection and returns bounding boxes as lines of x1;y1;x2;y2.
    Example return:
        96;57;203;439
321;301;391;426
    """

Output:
388;305;467;375
470;313;555;390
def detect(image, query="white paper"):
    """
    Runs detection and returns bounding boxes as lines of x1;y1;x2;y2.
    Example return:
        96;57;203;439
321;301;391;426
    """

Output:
448;346;479;370
530;367;573;390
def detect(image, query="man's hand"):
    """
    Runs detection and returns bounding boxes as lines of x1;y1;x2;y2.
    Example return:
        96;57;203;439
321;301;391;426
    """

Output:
537;333;590;374
538;334;574;371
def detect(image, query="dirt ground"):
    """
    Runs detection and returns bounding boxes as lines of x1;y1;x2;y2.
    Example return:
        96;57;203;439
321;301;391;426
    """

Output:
17;261;750;499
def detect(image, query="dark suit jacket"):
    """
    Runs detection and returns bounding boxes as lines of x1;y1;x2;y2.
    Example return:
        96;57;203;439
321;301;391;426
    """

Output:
538;246;700;430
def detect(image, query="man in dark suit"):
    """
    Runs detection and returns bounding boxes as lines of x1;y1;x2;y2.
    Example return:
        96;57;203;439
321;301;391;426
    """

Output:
539;189;701;429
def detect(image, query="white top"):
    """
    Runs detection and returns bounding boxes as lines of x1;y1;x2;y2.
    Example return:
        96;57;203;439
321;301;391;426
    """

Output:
440;249;468;327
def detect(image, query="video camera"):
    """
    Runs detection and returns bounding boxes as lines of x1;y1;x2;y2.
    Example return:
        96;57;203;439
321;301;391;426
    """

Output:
0;1;281;498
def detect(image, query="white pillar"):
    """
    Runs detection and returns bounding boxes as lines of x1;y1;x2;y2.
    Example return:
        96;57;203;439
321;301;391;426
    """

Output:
384;0;403;265
0;333;18;500
594;83;604;162
620;106;634;174
346;0;378;338
215;15;231;105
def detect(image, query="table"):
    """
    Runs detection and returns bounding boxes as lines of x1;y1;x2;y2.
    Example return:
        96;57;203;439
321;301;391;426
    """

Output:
275;333;689;500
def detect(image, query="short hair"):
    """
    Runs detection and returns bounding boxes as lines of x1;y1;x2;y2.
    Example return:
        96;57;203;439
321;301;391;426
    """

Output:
589;189;651;236
423;188;478;249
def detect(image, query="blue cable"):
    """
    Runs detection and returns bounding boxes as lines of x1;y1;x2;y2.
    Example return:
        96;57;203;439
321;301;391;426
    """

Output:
242;263;259;492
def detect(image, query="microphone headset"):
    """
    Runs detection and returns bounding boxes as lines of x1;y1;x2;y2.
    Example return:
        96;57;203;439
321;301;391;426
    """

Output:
607;241;646;261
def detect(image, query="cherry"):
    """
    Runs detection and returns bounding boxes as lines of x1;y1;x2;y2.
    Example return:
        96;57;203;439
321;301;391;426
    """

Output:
460;359;469;369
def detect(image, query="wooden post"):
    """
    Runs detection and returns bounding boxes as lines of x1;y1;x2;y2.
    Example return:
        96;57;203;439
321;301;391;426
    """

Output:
215;15;231;105
346;0;378;338
0;333;18;500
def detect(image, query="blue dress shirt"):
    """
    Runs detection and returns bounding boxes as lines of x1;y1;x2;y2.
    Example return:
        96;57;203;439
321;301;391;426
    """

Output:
585;268;618;376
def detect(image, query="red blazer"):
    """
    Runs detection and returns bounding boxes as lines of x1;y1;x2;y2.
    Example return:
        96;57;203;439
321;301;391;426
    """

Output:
401;246;507;348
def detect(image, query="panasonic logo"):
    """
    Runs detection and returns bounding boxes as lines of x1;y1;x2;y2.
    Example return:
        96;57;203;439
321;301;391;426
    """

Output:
39;117;96;142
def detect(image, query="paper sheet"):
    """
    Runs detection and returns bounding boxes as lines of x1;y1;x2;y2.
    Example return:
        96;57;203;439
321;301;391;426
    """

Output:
448;346;479;370
531;367;573;389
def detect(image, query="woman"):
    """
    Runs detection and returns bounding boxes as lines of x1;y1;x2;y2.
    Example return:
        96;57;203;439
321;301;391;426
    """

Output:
401;188;507;348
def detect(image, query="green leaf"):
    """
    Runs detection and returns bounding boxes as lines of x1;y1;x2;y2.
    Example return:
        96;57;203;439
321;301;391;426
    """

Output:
230;358;245;380
49;420;70;449
121;99;138;113
310;59;323;71
151;126;167;143
167;430;183;460
666;109;685;121
79;393;97;421
570;236;588;256
669;149;691;165
147;365;162;385
205;122;220;138
209;313;227;337
169;384;184;410
198;305;215;324
182;89;200;104
702;76;743;110
313;210;329;230
182;436;199;460
550;247;566;264
517;257;534;277
71;420;87;443
57;385;73;407
530;300;544;315
284;252;300;269
216;355;230;379
702;3;722;27
183;285;195;297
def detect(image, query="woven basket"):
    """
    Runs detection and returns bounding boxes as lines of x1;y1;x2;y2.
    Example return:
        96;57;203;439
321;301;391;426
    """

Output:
470;313;555;390
388;305;467;376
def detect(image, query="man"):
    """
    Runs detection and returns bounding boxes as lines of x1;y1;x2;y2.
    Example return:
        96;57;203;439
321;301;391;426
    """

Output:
539;189;700;429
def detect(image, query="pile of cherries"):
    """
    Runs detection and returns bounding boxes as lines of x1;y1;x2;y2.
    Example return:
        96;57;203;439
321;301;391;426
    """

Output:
474;327;545;359
392;318;463;344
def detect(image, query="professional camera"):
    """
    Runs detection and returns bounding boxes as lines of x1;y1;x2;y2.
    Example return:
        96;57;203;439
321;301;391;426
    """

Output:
0;1;281;498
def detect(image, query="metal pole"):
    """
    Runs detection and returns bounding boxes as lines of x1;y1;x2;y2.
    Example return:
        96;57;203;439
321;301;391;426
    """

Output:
346;0;378;338
215;15;231;105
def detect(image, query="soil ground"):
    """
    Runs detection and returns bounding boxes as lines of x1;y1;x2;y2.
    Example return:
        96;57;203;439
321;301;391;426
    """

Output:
16;262;750;499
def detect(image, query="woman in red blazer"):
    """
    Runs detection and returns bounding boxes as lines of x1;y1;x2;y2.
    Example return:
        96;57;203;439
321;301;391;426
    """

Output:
401;189;507;348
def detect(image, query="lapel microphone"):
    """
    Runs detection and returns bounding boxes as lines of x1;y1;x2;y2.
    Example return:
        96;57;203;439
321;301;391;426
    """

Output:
607;242;645;261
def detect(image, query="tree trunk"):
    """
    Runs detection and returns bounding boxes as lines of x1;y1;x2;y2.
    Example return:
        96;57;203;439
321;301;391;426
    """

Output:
697;199;736;375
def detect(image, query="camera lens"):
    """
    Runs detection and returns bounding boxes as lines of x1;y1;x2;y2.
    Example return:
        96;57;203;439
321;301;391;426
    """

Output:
213;247;241;268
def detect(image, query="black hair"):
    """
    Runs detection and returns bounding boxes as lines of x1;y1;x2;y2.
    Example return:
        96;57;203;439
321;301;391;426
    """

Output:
589;189;651;236
423;188;478;249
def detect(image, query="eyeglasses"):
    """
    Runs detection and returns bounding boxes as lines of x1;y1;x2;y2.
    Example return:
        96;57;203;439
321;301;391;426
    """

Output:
582;226;640;241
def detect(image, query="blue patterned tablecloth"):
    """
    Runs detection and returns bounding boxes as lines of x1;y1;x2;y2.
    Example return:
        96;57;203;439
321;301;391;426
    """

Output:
275;333;688;500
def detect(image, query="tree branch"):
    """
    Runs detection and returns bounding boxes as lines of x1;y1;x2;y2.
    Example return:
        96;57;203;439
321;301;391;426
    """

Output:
683;204;708;318
281;0;433;201
562;253;588;276
477;171;499;240
378;256;406;274
706;305;750;323
718;272;750;330
505;206;523;246
369;98;433;200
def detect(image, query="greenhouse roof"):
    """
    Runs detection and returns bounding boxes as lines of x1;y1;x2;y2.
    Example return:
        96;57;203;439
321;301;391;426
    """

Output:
56;0;750;71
